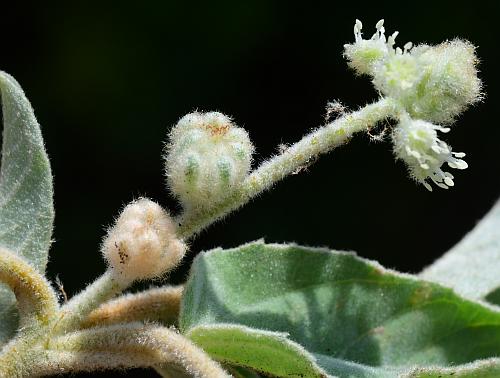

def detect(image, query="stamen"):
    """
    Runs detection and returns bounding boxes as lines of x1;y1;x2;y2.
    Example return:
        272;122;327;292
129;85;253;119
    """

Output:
423;181;433;191
403;42;413;52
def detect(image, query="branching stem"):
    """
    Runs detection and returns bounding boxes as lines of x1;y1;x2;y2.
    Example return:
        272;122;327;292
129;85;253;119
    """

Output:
48;323;230;377
56;270;126;333
82;285;183;328
177;98;397;238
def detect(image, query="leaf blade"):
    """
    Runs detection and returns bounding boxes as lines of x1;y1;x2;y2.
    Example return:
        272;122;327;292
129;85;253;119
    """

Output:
187;324;328;377
180;241;500;377
420;198;500;302
0;72;54;343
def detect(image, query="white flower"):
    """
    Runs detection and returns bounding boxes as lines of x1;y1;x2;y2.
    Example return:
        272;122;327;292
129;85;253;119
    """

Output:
343;19;395;76
392;117;468;191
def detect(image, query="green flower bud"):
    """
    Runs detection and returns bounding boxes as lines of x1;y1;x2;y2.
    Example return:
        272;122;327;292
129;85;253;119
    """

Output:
345;20;482;124
165;111;254;211
374;40;482;123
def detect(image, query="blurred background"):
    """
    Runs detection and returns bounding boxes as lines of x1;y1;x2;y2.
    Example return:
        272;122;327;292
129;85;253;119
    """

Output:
1;1;499;376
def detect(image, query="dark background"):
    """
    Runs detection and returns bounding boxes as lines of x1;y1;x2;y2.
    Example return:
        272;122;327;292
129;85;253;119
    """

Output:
2;1;499;377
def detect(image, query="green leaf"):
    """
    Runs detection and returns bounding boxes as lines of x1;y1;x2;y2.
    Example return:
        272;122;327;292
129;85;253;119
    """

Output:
180;241;500;377
402;358;500;377
420;198;500;302
0;72;54;343
187;324;328;377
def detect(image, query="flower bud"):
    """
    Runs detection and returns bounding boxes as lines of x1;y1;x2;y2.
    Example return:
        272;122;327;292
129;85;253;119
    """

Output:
373;41;482;123
345;20;482;124
165;111;254;211
392;117;468;191
102;198;186;282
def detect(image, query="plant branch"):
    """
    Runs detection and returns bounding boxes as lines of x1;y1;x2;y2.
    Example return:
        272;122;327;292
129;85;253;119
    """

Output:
48;323;230;377
176;97;397;238
0;247;58;330
56;270;127;334
82;285;183;328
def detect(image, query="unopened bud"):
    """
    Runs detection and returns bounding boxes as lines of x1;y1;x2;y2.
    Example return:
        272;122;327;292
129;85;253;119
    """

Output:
102;198;185;282
165;111;254;211
345;20;482;124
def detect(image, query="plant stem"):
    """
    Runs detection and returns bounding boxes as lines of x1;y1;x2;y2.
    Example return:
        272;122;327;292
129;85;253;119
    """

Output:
176;98;397;239
82;285;183;328
0;248;58;330
48;323;231;377
56;270;126;333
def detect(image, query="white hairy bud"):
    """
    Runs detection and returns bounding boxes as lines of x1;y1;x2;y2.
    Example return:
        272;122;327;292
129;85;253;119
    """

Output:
165;111;254;211
392;117;468;191
102;198;186;282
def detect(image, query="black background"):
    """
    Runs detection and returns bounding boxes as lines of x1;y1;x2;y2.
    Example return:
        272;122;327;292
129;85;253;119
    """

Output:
1;1;499;377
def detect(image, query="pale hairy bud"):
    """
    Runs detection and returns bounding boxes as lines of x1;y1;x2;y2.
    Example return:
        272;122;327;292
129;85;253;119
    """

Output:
165;111;254;211
392;117;468;191
102;198;186;282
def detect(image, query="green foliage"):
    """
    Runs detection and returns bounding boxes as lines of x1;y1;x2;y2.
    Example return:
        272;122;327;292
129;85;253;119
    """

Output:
420;198;500;303
0;72;54;344
0;18;496;377
181;241;500;377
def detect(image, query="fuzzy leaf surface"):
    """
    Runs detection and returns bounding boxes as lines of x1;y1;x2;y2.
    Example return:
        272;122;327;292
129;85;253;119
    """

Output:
420;198;500;303
0;72;54;343
180;241;500;377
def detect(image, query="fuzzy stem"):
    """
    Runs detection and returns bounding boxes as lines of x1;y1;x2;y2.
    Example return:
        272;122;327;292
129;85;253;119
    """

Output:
48;323;230;377
177;98;396;238
0;247;58;330
0;347;160;377
56;270;127;334
82;285;183;328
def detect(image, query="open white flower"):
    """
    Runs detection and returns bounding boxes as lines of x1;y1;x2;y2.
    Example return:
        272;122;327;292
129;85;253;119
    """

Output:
392;117;468;191
343;19;394;76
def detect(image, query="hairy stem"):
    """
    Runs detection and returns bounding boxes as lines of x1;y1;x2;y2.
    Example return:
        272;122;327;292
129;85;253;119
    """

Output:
0;247;58;330
82;285;183;328
49;323;230;377
177;98;397;238
56;270;126;333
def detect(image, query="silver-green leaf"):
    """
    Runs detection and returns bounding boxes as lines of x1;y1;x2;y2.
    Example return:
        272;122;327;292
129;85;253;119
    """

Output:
420;197;500;302
180;241;500;377
0;72;54;344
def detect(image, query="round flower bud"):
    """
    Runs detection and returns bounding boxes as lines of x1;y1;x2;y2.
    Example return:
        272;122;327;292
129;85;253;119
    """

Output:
345;20;482;124
374;40;482;124
392;117;468;191
165;111;254;211
102;198;186;282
